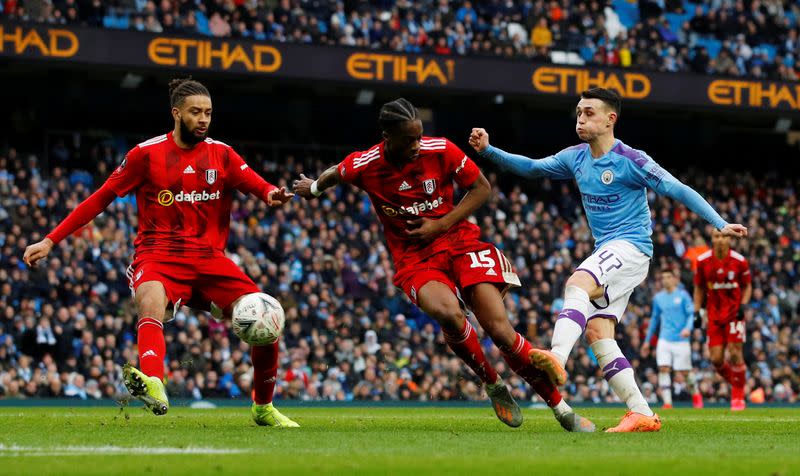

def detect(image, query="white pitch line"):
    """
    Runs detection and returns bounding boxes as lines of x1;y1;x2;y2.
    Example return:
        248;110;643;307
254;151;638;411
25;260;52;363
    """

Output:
665;416;800;422
0;444;249;456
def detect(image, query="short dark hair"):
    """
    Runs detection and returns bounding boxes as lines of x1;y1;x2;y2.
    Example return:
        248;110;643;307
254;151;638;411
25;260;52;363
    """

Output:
581;88;621;116
378;98;419;132
169;77;210;108
660;266;677;276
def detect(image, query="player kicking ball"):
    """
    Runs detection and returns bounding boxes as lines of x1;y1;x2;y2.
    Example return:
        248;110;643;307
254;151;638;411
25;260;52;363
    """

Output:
23;78;298;428
470;87;747;432
694;229;752;411
642;267;696;409
293;98;594;432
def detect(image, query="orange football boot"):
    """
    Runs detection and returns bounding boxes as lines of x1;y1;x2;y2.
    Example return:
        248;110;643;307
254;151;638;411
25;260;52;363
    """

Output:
606;411;662;433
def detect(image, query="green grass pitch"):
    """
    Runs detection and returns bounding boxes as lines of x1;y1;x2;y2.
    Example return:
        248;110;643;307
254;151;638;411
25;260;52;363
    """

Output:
1;406;798;475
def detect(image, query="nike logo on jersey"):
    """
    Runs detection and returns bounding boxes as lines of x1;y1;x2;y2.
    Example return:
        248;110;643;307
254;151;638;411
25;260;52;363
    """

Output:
184;165;195;174
398;181;411;191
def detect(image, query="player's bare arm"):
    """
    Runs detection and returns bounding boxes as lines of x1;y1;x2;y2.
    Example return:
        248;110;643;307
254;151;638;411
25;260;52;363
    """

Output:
741;282;752;306
292;165;340;199
406;172;492;242
693;285;706;326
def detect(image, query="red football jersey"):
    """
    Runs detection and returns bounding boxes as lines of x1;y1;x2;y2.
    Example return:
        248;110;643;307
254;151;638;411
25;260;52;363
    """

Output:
106;132;274;257
337;137;482;269
694;249;751;322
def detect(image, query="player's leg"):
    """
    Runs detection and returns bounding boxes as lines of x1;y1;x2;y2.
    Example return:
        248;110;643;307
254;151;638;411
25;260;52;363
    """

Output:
671;340;698;408
586;316;661;433
464;282;595;432
133;281;169;378
708;328;733;383
412;276;521;427
655;340;674;408
124;278;177;415
586;317;657;424
546;270;604;370
726;341;746;411
203;257;298;428
658;365;674;409
417;281;500;384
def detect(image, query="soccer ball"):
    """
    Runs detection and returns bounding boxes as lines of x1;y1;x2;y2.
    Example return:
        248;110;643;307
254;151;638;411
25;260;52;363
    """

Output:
231;293;285;345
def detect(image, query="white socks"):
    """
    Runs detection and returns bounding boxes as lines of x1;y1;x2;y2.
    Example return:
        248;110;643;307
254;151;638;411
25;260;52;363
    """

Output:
552;398;572;417
658;371;673;407
591;338;653;416
551;286;591;365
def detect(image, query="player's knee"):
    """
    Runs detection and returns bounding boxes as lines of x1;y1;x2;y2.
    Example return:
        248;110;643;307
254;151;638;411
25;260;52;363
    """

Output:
711;357;725;369
425;300;463;329
566;273;602;299
584;326;602;343
135;284;168;320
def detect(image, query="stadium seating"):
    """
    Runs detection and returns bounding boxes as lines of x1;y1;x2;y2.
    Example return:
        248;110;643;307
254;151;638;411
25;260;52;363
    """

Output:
1;0;798;79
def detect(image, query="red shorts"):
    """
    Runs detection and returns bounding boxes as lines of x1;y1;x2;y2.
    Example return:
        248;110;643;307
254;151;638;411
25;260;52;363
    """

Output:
393;241;520;306
707;319;746;347
127;254;259;314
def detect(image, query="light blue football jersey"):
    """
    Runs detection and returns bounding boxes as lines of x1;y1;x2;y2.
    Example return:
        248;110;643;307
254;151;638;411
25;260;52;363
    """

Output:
480;140;728;256
645;289;694;343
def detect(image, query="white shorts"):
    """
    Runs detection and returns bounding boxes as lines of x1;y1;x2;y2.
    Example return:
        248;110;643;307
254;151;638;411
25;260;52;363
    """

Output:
576;240;650;322
655;340;692;371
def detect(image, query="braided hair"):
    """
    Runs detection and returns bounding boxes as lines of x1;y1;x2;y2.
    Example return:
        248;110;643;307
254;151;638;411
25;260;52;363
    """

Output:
169;77;210;108
378;98;419;132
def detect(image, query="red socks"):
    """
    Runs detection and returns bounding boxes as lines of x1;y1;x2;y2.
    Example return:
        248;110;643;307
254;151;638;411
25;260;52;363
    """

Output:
716;362;733;382
501;333;563;407
443;320;499;385
730;363;746;400
717;361;747;400
251;342;280;405
137;316;165;381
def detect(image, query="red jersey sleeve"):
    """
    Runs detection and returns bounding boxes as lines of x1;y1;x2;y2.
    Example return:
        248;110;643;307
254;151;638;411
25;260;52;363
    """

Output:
105;146;146;197
444;140;480;188
336;150;368;187
226;147;277;201
739;258;751;286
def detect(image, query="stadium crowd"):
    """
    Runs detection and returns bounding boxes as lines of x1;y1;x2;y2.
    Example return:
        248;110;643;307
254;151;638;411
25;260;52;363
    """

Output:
0;138;798;406
2;0;799;80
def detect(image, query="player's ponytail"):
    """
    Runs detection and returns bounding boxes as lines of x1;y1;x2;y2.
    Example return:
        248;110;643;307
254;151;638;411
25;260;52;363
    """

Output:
378;98;419;132
169;77;210;107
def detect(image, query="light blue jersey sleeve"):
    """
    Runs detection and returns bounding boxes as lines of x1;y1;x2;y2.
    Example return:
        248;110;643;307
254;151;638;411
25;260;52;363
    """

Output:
624;153;728;230
681;290;695;334
479;145;575;180
645;297;662;343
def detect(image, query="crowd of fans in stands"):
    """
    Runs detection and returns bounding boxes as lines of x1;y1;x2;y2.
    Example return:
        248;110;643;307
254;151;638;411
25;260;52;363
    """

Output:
0;136;798;406
1;0;799;80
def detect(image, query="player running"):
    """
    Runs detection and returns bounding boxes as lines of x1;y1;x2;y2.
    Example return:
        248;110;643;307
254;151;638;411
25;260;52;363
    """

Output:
470;87;747;432
694;229;752;411
292;98;594;432
23;78;299;427
641;267;695;409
